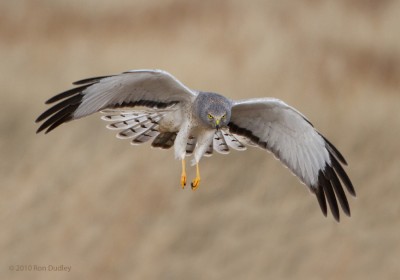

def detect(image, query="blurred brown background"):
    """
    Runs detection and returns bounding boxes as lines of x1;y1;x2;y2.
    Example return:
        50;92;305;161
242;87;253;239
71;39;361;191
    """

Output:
1;1;400;279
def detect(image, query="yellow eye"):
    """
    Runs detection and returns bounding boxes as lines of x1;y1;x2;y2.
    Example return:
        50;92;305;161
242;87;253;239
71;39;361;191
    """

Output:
207;114;213;119
221;114;226;119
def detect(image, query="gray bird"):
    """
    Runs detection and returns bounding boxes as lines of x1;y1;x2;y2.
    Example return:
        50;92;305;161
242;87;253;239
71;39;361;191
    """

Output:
36;69;356;221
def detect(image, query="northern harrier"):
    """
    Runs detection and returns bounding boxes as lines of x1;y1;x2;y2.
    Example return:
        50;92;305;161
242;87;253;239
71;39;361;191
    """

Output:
36;69;356;221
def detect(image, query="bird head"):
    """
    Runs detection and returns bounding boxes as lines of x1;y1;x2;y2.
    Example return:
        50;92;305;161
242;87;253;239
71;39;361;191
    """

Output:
196;92;232;130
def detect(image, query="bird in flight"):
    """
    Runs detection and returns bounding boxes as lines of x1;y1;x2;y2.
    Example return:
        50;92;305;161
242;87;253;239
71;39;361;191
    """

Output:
36;69;356;221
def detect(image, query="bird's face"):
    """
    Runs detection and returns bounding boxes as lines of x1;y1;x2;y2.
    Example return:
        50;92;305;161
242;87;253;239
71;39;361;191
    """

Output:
205;110;229;130
195;91;232;130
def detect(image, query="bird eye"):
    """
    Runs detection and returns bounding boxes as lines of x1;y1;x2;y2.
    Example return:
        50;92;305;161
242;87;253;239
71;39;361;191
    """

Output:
207;114;213;119
221;114;226;119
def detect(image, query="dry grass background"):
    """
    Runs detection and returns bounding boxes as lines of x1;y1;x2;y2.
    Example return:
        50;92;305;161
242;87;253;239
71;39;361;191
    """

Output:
1;0;400;279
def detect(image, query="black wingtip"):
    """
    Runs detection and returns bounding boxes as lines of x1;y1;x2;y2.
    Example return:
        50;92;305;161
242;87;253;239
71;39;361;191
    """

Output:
45;84;93;104
45;98;54;105
325;165;351;217
37;76;108;134
312;158;357;222
316;170;341;222
72;75;113;85
321;134;348;166
330;156;356;197
36;93;83;134
315;187;328;217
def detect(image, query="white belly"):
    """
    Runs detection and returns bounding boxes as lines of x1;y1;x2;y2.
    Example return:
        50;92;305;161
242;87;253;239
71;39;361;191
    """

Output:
171;107;214;163
158;109;183;132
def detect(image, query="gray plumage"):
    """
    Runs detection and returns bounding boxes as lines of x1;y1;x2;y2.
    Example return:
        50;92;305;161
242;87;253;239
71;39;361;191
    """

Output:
36;69;356;222
193;92;232;130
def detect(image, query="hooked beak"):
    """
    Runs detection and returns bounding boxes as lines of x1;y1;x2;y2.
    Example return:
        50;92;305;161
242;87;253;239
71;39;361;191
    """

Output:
215;119;221;130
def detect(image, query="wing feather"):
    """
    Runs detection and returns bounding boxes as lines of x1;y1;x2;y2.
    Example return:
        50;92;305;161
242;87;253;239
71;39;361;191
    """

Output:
131;124;160;145
229;98;355;221
204;143;214;157
221;130;247;151
36;69;196;134
213;130;230;154
315;187;328;217
318;172;340;221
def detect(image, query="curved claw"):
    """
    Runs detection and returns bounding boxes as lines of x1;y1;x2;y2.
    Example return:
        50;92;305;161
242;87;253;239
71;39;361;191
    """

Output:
191;177;200;190
181;174;187;189
191;163;201;191
181;159;187;189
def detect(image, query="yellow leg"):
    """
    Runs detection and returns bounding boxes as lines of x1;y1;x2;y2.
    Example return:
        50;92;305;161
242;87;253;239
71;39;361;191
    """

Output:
191;163;201;191
180;159;187;189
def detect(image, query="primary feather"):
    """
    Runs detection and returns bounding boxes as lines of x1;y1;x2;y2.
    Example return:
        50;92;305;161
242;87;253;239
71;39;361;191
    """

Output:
228;98;355;221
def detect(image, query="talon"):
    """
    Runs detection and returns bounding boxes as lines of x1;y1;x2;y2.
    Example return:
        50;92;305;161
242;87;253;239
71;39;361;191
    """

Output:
191;162;201;191
191;177;200;191
181;174;187;188
181;159;186;189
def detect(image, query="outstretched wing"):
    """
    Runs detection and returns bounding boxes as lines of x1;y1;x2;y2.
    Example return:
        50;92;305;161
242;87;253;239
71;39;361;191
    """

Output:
36;69;197;133
228;98;356;222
